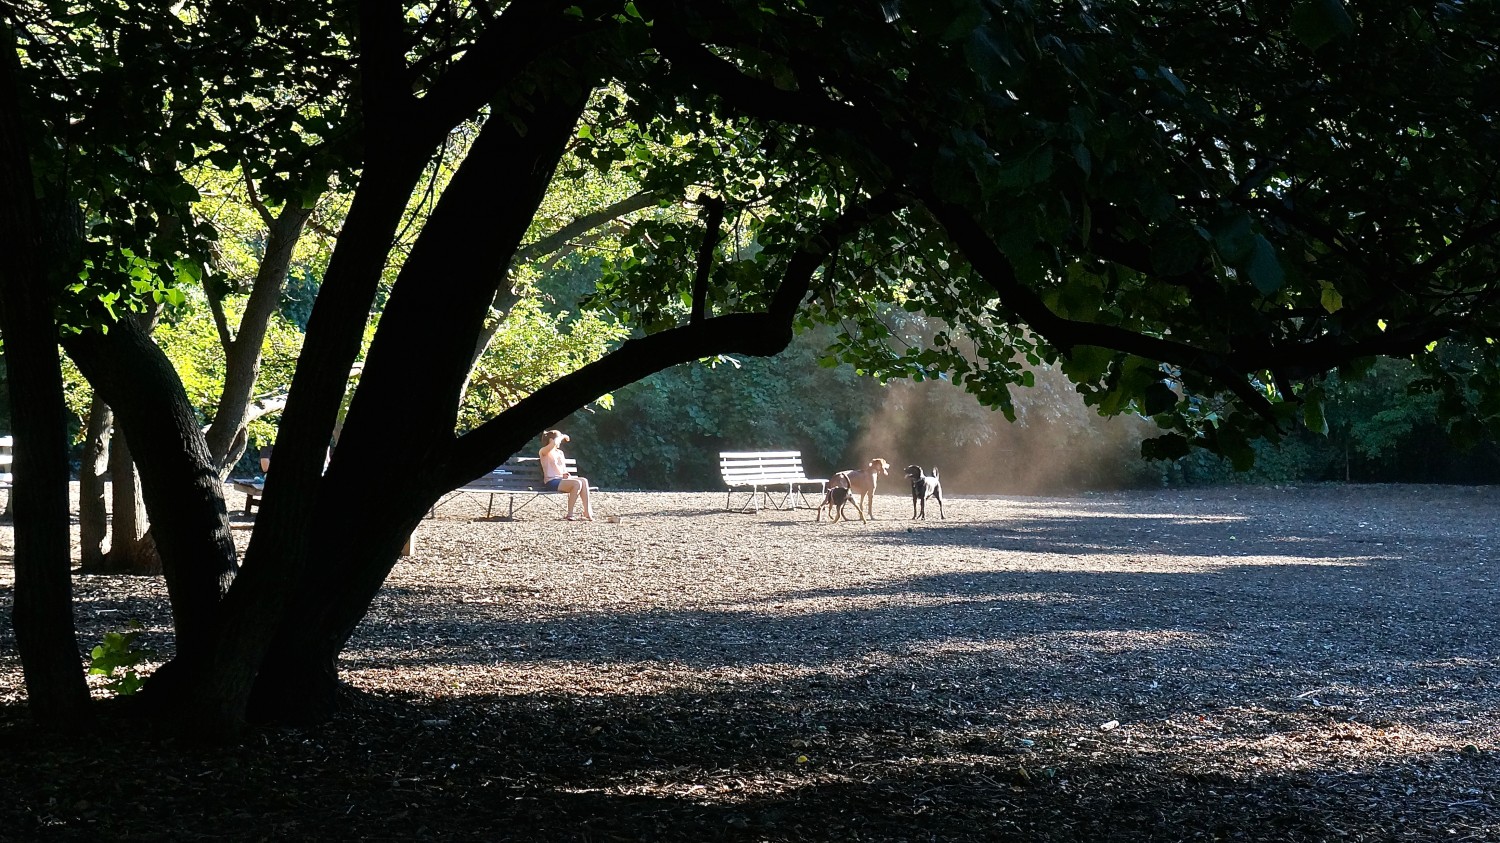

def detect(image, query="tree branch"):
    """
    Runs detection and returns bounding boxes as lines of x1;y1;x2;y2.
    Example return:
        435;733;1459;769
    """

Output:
446;192;906;486
690;193;724;324
648;23;866;133
1415;216;1500;278
922;195;1281;423
415;0;605;134
243;172;275;229
357;1;418;137
512;190;664;265
206;290;234;353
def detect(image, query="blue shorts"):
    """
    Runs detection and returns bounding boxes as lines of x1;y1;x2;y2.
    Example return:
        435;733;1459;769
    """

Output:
542;477;564;492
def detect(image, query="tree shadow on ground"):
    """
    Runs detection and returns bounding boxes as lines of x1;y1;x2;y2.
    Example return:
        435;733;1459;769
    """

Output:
0;673;1491;841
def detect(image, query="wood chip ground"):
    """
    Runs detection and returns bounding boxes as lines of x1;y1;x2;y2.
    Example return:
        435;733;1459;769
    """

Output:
1;484;1496;840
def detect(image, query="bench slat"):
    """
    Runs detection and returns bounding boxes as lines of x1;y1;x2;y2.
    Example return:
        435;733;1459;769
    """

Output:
719;450;826;512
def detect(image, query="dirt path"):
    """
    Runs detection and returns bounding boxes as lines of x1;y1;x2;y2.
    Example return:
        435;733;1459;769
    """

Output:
1;484;1497;840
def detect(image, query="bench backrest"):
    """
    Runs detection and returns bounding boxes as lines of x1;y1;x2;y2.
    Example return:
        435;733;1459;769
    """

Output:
462;456;578;493
0;435;11;488
719;450;809;483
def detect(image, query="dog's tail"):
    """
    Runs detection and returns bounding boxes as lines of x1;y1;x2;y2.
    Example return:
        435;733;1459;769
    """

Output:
933;467;939;477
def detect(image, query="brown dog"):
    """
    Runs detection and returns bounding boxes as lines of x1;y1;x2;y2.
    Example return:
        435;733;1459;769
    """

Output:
841;458;890;520
816;472;865;523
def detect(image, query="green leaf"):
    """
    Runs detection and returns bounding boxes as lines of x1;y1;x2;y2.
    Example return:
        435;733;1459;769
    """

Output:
1211;212;1255;263
170;181;202;204
1152;224;1206;276
1292;0;1354;51
1302;387;1328;435
1142;381;1178;415
963;26;1015;85
1245;236;1284;295
173;259;202;285
1158;66;1187;95
1319;281;1343;313
1141;433;1191;461
1060;345;1114;383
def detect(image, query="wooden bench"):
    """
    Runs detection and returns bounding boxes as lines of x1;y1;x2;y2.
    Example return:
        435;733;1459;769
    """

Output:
720;450;827;512
433;456;591;519
232;478;265;516
232;445;326;516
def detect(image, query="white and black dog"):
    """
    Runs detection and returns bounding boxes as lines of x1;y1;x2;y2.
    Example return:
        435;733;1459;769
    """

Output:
904;465;943;519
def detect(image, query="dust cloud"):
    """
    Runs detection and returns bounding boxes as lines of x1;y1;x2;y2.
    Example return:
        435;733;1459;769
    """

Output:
843;364;1156;496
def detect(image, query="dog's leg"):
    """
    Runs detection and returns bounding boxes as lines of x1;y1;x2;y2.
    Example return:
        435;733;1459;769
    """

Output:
934;484;943;519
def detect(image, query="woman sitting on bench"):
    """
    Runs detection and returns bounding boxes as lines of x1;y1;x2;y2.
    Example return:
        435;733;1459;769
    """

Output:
539;429;594;522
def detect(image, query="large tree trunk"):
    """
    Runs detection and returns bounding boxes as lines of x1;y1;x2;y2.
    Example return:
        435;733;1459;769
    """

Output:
204;202;315;477
240;80;866;723
81;307;167;576
244;74;595;724
99;423;159;575
78;397;112;571
189;156;437;732
62;318;239;676
0;22;92;723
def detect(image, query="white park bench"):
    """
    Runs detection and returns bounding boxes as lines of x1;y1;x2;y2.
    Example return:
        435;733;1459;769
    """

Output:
0;435;12;492
719;450;827;512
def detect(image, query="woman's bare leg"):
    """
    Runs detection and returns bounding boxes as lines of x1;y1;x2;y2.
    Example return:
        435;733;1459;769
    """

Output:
578;479;593;519
559;477;583;517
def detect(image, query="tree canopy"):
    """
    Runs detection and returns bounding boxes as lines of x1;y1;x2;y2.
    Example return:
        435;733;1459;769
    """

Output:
2;0;1497;735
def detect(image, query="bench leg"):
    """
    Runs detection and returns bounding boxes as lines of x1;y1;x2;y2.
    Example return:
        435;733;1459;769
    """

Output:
726;488;759;513
778;483;788;510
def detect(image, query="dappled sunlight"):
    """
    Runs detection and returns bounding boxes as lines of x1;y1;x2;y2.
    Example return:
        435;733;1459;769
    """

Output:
900;628;1218;660
10;487;1499;840
1007;552;1386;571
346;659;866;701
733;589;1091;617
1000;506;1251;525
